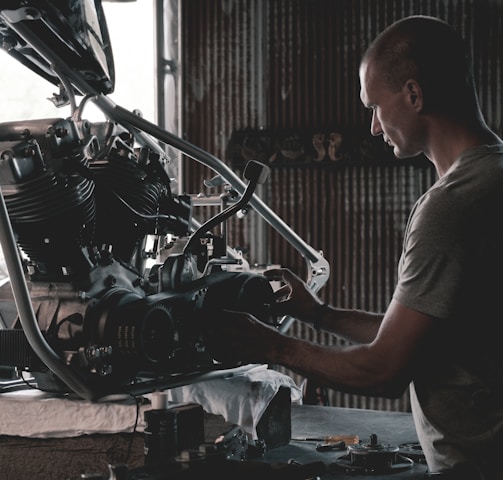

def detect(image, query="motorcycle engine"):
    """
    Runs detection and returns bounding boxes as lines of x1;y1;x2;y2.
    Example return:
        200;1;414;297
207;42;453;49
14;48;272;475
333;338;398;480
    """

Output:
0;116;276;396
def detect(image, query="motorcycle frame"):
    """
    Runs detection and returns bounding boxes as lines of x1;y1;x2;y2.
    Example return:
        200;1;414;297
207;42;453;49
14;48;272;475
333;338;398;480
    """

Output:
0;7;330;401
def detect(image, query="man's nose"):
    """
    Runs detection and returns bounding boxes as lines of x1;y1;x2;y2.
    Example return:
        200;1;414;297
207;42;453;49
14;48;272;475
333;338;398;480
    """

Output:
370;112;382;136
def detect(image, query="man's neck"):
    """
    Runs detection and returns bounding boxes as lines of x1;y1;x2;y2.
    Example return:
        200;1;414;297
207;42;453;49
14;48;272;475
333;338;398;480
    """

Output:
424;116;502;177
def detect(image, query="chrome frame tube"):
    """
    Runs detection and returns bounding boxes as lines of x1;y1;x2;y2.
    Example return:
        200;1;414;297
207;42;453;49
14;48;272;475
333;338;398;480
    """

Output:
0;6;330;399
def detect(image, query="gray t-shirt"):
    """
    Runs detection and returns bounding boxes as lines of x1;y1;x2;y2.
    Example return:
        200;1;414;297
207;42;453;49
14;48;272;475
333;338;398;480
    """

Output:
393;144;503;474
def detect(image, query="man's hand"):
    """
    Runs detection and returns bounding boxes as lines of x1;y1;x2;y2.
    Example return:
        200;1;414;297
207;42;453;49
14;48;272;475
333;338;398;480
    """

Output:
206;309;280;365
206;268;325;366
263;268;324;322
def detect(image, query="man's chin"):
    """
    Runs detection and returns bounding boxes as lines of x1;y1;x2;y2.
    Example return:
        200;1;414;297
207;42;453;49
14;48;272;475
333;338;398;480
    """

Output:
392;146;420;159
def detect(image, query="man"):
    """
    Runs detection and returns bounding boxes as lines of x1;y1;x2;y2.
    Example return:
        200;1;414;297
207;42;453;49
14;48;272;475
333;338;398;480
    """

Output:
210;16;503;479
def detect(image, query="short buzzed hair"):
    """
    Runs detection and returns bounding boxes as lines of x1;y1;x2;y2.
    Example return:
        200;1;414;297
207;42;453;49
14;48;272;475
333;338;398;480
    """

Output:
362;16;479;116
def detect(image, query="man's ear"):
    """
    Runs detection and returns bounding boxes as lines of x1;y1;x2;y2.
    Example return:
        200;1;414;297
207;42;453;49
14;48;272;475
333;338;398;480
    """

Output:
405;80;423;112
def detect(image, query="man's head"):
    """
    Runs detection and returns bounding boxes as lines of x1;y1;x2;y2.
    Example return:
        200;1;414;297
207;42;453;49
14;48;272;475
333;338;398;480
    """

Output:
362;16;477;115
359;16;480;159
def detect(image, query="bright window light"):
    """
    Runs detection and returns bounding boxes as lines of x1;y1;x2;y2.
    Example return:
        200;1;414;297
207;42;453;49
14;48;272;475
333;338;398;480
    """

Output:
0;1;155;123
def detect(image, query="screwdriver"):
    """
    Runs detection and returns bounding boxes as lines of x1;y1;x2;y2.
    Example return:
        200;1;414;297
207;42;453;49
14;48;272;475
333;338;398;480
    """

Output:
316;440;346;452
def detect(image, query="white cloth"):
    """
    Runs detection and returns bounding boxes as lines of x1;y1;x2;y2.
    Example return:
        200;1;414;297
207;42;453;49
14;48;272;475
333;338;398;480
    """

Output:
163;365;302;439
0;366;301;439
0;389;147;438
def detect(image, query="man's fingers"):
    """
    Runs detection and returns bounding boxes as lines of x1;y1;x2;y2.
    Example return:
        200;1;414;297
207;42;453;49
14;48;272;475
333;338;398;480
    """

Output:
263;268;286;281
272;284;291;301
264;267;297;279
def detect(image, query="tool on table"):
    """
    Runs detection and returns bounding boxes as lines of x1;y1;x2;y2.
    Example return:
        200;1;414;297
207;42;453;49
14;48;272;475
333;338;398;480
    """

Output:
292;435;359;444
316;440;346;452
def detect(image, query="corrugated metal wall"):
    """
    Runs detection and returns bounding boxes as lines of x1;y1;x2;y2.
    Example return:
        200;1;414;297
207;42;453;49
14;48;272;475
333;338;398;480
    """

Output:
177;0;503;411
181;0;503;158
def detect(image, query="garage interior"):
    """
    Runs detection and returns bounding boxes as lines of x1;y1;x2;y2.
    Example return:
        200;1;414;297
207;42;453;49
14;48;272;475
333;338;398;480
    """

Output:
0;0;502;479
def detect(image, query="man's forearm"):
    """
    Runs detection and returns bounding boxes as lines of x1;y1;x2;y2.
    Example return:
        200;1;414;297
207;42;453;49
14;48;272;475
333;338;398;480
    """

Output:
266;330;405;398
308;304;384;344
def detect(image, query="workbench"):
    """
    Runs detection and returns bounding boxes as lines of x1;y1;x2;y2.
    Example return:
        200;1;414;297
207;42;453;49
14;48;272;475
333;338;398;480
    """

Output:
0;401;428;479
262;404;428;479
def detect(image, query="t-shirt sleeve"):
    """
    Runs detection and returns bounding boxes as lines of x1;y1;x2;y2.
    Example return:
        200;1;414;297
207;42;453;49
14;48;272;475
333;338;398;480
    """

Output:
393;189;468;320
